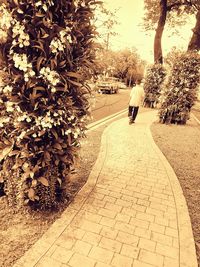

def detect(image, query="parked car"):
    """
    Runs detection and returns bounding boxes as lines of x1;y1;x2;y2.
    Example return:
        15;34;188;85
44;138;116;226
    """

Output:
96;77;119;94
117;82;127;89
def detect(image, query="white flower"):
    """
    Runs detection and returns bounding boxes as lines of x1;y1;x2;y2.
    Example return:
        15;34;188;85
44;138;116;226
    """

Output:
65;129;72;135
26;117;31;122
17;131;26;140
12;20;30;48
43;5;48;12
50;37;65;53
7;106;14;112
66;35;72;43
6;101;15;112
40;67;60;87
0;4;12;43
3;85;13;94
51;87;56;93
35;1;42;7
74;133;78;138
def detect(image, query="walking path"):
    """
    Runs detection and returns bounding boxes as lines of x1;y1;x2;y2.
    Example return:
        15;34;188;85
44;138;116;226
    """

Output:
14;110;197;267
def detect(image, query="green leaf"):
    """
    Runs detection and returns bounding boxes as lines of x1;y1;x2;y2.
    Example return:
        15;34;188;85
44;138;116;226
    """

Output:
53;143;62;150
0;145;13;162
66;72;82;79
38;176;49;186
28;188;35;201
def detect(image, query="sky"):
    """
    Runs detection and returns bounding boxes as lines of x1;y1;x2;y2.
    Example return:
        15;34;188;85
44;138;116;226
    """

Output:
102;0;195;63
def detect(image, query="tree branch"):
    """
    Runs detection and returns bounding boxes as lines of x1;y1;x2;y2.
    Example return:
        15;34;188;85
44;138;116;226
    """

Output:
167;0;193;11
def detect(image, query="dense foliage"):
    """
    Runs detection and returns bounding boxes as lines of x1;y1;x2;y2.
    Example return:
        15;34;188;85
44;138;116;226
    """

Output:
143;64;166;108
0;0;97;209
143;0;198;32
95;48;145;86
159;52;200;124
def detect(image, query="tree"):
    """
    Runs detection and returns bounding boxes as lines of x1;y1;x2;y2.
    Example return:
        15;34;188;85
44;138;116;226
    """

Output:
0;0;97;210
143;64;166;107
143;0;198;63
94;47;145;85
188;7;200;51
154;0;167;64
159;52;200;124
95;5;119;51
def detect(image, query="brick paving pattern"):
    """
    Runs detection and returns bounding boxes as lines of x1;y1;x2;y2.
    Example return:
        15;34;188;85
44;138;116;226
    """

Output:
13;111;197;267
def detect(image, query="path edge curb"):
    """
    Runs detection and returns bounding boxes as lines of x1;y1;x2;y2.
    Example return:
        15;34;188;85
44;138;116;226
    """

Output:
147;122;198;267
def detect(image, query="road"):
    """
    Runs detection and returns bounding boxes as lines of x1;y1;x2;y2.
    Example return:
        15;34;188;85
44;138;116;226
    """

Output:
90;89;130;122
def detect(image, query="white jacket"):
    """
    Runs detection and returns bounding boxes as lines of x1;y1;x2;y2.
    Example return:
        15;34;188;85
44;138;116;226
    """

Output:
129;85;144;107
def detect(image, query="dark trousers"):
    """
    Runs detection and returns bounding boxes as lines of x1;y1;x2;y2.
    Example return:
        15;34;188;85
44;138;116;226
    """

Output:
128;106;139;121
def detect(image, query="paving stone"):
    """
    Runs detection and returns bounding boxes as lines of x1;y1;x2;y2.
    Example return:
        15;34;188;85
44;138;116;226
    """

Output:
116;231;139;246
72;240;92;256
51;247;73;264
134;259;157;267
149;222;165;234
163;257;179;267
121;188;134;197
165;226;178;238
151;232;173;246
115;199;132;208
79;220;102;234
138;249;164;267
132;203;147;213
55;235;76;250
82;232;101;246
130;217;149;229
100;216;115;227
154;216;169;227
173;238;179;248
138;238;156;252
105;203;123;212
88;246;114;264
111;253;133;267
121;195;137;203
99;237;122;253
120;244;140;258
115;221;135;234
156;243;179;259
136;212;154;222
95;263;111;267
100;226;119;240
35;256;62;267
68;253;96;267
98;208;117;219
115;213;130;223
82;211;102;223
146;207;164;217
103;196;116;203
121;207;137;217
137;199;150;207
134;227;151;239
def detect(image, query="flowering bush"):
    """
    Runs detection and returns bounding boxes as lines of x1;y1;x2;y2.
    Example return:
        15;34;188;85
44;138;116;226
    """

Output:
143;64;166;108
0;0;97;209
159;52;200;124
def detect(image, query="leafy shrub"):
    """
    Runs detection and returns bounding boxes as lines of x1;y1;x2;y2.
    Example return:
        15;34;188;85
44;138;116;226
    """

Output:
159;52;200;124
143;64;166;108
0;0;97;209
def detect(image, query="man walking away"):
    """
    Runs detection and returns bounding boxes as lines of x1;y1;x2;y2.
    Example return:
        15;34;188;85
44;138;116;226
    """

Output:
128;80;144;124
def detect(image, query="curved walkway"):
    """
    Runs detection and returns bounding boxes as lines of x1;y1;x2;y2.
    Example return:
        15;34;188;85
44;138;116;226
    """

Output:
14;110;197;267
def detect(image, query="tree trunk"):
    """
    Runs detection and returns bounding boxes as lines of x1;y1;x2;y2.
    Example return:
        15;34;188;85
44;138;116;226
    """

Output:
154;0;167;64
188;9;200;51
129;76;132;87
